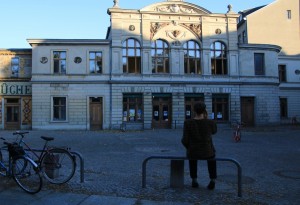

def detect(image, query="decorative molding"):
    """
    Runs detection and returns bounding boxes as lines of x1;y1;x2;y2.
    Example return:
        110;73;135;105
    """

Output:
40;57;48;64
181;23;201;38
153;4;203;14
129;25;135;31
215;28;222;35
74;57;82;64
150;22;170;40
166;30;186;40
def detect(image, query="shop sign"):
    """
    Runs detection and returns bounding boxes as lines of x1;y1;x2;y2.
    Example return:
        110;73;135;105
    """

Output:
0;82;32;95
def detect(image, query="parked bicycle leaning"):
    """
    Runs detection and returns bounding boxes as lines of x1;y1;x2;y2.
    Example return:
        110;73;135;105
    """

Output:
12;131;76;184
0;137;43;194
232;120;244;142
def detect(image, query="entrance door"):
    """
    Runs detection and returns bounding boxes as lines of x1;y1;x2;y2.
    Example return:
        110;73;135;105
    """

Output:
241;97;255;126
152;95;172;129
5;98;20;130
89;97;103;130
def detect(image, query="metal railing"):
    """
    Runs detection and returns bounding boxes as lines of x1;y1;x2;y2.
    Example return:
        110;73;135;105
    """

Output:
142;156;242;197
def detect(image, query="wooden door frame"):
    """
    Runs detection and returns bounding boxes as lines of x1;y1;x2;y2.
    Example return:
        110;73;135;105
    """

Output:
241;97;255;127
89;97;103;130
152;95;172;129
4;98;21;130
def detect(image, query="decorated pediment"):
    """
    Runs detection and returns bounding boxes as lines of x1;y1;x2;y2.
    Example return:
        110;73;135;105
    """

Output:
150;21;201;40
140;1;211;15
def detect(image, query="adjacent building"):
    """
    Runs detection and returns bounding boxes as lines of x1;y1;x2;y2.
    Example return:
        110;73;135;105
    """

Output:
238;0;300;124
1;0;298;130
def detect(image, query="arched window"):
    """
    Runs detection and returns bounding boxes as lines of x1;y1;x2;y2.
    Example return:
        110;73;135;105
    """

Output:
122;38;141;73
210;41;227;75
151;39;169;73
183;40;201;74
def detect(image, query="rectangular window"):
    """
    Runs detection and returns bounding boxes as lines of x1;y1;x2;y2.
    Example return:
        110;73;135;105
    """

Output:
53;51;66;74
242;31;246;43
123;94;143;122
287;10;292;19
52;97;67;121
184;94;204;119
89;51;102;74
280;98;288;118
212;94;229;121
11;57;19;77
254;53;265;75
278;65;287;82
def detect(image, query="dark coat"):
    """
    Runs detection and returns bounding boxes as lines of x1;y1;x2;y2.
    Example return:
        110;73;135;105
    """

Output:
181;119;217;159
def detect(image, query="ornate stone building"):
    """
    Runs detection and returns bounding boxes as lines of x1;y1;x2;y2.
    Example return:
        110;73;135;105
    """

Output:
2;0;296;130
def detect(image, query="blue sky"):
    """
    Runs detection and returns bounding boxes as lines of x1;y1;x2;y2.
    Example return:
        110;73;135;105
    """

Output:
0;0;274;48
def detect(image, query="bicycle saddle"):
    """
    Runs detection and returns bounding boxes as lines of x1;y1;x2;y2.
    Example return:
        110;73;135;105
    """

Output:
41;136;54;141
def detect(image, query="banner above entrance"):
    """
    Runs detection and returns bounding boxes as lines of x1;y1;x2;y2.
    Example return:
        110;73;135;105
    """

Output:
0;82;32;95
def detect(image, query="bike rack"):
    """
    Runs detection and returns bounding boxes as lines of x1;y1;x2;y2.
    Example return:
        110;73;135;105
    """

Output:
142;156;242;197
24;148;85;183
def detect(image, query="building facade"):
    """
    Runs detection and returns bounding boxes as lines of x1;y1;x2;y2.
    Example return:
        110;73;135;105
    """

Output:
238;0;300;124
1;0;297;131
0;49;32;130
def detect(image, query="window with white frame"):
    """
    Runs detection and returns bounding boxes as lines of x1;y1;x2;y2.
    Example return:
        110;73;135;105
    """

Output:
89;51;102;74
53;51;66;74
210;41;227;75
183;40;201;74
11;57;19;77
151;39;169;73
254;53;265;75
52;97;67;121
122;38;141;73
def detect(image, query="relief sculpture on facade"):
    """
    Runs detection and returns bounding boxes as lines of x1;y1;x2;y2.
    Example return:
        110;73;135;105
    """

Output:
154;4;204;14
181;23;201;38
150;22;170;40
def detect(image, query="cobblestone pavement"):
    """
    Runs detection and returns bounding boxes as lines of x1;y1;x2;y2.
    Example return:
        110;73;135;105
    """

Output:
0;125;300;205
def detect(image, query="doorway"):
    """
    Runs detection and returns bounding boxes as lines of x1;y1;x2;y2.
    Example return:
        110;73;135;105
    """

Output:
152;94;172;129
4;98;20;130
89;97;103;130
241;97;255;126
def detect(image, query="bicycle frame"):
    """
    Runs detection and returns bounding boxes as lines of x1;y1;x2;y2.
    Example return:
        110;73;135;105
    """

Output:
14;133;49;164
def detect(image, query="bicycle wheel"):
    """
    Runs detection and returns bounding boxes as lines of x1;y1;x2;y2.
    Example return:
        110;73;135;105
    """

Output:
0;150;6;176
234;131;241;142
41;148;76;184
12;156;43;194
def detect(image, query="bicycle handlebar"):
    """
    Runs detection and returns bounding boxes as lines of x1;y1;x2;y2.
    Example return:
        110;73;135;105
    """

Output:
13;131;29;136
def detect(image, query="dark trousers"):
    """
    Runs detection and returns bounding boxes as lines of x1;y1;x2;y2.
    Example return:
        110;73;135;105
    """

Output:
189;158;217;179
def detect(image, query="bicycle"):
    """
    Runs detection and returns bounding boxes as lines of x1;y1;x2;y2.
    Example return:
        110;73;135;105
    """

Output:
13;131;76;184
232;121;244;142
0;137;43;194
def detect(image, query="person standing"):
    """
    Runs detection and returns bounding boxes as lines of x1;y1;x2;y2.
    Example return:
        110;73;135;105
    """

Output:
181;102;217;190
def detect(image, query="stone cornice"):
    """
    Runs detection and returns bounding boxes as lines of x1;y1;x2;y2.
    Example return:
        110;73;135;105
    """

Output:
27;39;110;46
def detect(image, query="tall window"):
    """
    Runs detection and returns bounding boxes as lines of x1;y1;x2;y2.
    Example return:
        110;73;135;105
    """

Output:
11;57;19;77
122;38;141;73
151;39;169;73
287;10;292;19
52;97;67;121
242;31;246;43
280;98;288;118
53;51;66;74
123;94;143;122
212;94;229;121
211;41;227;75
254;53;265;75
89;51;102;74
278;65;287;82
183;40;201;74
